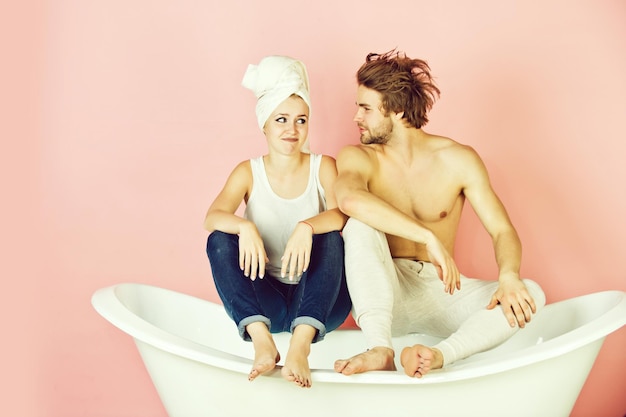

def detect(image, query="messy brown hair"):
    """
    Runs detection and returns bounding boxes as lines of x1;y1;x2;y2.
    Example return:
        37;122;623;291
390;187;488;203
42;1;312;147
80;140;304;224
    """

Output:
357;50;440;129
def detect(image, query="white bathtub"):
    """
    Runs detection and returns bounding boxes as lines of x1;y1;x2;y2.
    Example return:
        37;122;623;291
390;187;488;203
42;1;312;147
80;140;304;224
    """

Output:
92;283;626;417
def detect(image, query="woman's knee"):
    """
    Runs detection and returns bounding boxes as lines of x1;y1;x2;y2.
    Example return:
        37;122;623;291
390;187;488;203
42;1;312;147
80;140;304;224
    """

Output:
206;231;238;257
316;229;342;241
310;231;344;263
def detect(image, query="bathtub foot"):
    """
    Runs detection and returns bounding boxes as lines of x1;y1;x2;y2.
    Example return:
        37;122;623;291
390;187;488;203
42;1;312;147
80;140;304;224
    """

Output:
334;346;396;375
400;345;443;378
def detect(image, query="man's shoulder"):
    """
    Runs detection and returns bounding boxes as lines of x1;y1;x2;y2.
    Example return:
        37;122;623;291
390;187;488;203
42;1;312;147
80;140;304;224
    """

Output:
427;134;478;158
337;143;376;158
336;144;379;174
424;132;460;147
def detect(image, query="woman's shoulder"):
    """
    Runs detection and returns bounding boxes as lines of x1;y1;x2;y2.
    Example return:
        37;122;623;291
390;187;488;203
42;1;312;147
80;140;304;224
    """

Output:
228;159;253;180
312;154;339;186
316;153;336;164
314;153;338;172
233;158;253;170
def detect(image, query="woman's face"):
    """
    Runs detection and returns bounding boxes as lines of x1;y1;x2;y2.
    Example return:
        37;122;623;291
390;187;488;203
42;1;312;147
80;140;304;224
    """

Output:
263;95;309;154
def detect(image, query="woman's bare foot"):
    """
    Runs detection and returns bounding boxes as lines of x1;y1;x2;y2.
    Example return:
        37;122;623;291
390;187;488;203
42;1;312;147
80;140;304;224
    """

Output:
400;344;443;378
334;346;396;375
281;325;316;388
247;322;280;381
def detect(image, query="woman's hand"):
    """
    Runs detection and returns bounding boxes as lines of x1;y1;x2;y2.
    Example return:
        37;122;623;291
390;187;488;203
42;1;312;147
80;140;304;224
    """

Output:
238;221;268;280
280;222;314;281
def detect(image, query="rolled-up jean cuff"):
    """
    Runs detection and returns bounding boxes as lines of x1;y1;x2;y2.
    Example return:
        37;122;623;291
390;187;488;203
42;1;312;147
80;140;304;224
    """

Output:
291;316;326;343
238;315;271;342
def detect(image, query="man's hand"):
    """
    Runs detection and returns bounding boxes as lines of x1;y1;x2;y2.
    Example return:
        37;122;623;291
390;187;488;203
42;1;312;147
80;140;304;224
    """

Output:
487;274;537;327
425;236;460;294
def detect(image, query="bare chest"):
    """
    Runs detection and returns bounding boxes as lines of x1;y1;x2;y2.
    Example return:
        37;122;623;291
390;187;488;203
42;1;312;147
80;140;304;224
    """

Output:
370;161;464;223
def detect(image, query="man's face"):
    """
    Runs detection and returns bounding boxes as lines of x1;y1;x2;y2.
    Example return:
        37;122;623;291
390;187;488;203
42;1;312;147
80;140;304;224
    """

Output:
353;85;393;145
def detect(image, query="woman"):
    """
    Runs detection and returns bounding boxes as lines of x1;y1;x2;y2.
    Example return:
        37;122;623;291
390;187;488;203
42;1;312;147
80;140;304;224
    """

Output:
204;56;351;388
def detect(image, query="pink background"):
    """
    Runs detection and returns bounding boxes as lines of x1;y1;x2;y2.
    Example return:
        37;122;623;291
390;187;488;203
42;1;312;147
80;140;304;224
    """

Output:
4;1;625;416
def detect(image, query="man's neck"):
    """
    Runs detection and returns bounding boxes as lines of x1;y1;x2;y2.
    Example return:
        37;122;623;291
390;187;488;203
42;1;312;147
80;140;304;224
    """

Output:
387;125;426;148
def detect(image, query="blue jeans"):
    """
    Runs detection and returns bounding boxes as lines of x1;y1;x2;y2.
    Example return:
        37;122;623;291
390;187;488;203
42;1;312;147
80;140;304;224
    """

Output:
206;230;351;343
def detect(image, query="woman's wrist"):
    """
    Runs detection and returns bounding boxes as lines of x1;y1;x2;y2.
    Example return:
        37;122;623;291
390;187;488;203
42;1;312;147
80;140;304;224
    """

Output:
299;220;315;234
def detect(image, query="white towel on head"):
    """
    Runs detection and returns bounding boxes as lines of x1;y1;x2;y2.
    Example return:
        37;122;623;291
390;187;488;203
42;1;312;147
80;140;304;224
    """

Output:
241;56;311;131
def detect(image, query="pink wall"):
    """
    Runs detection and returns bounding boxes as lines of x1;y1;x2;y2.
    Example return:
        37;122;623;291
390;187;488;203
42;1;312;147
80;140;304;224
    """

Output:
6;0;625;416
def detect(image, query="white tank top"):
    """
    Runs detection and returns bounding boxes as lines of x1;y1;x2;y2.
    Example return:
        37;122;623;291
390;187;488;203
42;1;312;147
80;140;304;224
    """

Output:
244;154;326;283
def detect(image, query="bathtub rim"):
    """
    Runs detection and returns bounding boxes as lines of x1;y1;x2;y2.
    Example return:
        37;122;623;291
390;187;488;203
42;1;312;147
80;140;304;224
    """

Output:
91;283;626;385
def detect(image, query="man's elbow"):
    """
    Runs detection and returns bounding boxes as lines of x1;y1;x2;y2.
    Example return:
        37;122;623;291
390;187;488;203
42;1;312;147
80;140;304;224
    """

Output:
337;193;361;217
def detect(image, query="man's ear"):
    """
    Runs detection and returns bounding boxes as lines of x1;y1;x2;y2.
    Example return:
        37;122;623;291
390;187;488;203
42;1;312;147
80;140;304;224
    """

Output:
394;111;404;120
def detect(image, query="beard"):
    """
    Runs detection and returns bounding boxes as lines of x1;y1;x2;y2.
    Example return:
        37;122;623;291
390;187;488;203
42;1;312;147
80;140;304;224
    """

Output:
362;133;390;145
359;119;393;145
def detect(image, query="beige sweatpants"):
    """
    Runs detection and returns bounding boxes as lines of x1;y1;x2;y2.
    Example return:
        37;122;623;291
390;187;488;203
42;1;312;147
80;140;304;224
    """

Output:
343;218;546;365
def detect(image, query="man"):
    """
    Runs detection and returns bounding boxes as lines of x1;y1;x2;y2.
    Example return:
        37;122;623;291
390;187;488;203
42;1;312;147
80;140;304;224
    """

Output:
333;50;545;378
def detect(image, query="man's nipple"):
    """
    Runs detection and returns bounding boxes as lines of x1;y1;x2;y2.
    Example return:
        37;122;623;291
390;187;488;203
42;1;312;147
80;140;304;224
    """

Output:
439;211;447;219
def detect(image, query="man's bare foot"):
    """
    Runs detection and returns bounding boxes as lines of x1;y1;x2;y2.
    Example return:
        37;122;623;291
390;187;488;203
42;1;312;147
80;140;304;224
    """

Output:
247;322;280;381
281;325;316;388
334;346;396;375
400;344;443;378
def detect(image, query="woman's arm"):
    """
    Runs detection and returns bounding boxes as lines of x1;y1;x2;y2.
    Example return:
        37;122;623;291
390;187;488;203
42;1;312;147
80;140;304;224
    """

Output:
204;161;267;280
300;155;348;234
203;161;252;233
280;155;347;280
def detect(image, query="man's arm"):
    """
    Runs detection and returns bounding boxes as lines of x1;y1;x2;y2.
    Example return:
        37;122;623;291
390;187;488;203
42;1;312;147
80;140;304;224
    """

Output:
335;146;422;237
335;145;460;293
460;146;537;326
